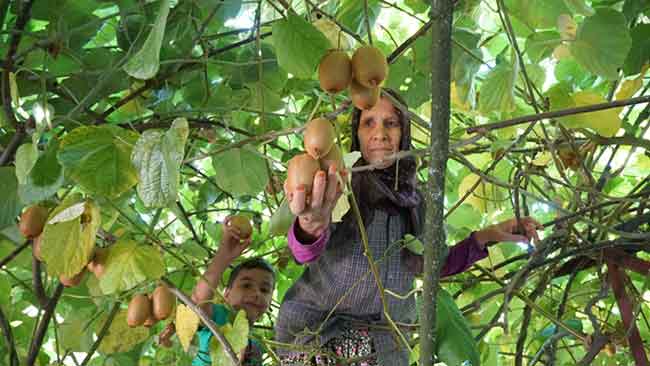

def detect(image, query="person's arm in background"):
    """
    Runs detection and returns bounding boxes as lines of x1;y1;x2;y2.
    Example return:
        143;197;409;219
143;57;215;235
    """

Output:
191;216;252;318
435;217;542;276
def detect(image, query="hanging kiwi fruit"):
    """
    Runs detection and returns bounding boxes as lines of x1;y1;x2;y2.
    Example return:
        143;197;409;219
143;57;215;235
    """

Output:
59;270;86;287
304;117;336;160
318;50;352;94
87;247;109;278
19;205;49;239
350;78;380;110
319;144;344;172
152;284;175;320
127;294;152;327
351;46;388;88
228;215;253;239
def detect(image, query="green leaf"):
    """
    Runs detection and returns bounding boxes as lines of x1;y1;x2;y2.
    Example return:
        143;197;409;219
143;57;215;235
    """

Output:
479;63;517;116
132;118;189;208
19;138;65;205
270;199;295;237
59;316;94;352
569;9;632;80
504;0;570;29
623;24;650;76
97;309;150;354
526;31;561;63
336;0;381;37
436;289;481;366
58;125;139;198
212;148;269;197
99;239;165;294
403;234;424;255
0;167;24;231
41;196;100;278
563;0;594;16
14;143;39;185
210;309;250;366
271;14;331;79
123;0;171;80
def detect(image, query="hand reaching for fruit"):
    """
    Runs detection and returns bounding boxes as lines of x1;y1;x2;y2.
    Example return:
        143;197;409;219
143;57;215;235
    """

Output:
473;216;543;249
219;215;253;262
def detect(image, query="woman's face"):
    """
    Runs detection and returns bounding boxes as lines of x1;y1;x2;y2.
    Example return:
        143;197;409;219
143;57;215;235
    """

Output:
357;97;402;169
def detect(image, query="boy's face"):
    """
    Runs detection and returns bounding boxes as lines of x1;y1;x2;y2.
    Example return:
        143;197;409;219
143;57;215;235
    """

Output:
224;268;274;323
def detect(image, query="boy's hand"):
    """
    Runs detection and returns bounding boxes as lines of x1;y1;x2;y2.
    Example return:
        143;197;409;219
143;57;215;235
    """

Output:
284;164;344;239
474;217;542;248
218;216;253;262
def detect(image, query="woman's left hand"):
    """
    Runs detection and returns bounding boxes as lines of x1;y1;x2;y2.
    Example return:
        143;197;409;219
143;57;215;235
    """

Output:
474;216;543;248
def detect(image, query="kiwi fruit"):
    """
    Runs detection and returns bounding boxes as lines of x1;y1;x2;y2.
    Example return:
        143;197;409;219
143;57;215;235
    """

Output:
152;285;175;320
320;144;344;172
127;294;152;327
318;50;352;94
350;78;380;110
33;235;43;261
19;205;49;239
286;153;321;197
351;46;388;88
304;117;336;159
59;270;85;287
229;215;253;239
87;248;109;278
143;313;158;328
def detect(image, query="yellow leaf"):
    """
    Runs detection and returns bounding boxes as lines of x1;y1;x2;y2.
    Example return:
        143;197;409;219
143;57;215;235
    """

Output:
176;304;200;352
615;73;645;101
531;151;553;166
9;72;19;106
313;18;353;50
451;82;472;112
332;194;350;223
458;174;492;213
560;91;622;137
557;14;577;40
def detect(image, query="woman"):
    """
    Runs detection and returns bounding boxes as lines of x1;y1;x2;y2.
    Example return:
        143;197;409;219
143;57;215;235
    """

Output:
276;89;541;365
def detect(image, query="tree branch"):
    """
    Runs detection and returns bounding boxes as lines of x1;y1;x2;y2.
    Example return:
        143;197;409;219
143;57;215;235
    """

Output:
0;240;30;268
32;257;48;308
466;95;650;134
0;303;19;366
26;283;65;366
420;1;453;364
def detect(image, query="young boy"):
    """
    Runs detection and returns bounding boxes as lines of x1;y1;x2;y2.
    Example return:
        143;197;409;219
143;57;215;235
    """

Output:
167;216;275;365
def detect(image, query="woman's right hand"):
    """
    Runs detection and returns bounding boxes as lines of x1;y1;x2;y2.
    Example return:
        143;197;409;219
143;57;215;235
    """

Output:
284;164;344;240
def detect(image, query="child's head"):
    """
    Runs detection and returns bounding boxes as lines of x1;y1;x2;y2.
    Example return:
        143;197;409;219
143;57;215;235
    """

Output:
224;258;275;322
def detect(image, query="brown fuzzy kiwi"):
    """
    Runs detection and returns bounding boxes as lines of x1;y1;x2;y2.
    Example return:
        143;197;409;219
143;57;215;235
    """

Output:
318;50;352;94
152;285;175;320
286;153;321;198
87;247;109;278
229;215;253;239
59;270;86;287
350;78;380;110
319;144;344;172
19;205;49;239
127;294;152;327
304;117;336;160
33;235;43;261
143;313;158;328
351;46;388;88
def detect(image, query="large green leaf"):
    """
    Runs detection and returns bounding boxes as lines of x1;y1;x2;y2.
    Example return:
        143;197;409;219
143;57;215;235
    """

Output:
58;125;139;198
19;138;65;205
97;309;150;354
526;31;561;63
123;0;171;80
99;239;165;294
271;14;331;79
0;167;23;231
478;63;517;116
14;143;38;185
40;196;100;278
504;0;570;29
623;24;650;76
59;315;94;352
212;148;269;197
569;9;632;80
132;118;189;208
436;289;481;366
210;309;249;366
270;199;295;237
336;0;381;37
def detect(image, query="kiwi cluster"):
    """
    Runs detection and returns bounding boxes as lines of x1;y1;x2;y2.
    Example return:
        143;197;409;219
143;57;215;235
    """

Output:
127;284;175;328
318;45;388;110
287;118;344;200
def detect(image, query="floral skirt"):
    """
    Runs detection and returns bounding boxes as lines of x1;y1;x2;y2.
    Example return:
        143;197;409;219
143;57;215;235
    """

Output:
279;328;378;366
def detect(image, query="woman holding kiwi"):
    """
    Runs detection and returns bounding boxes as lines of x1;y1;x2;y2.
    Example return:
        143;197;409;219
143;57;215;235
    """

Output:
276;88;542;365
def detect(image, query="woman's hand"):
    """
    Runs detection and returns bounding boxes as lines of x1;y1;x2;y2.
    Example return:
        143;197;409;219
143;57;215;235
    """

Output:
284;164;344;240
474;216;543;249
218;216;253;262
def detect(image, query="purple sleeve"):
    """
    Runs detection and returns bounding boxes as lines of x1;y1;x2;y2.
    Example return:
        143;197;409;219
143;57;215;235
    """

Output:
439;232;488;277
287;218;330;264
